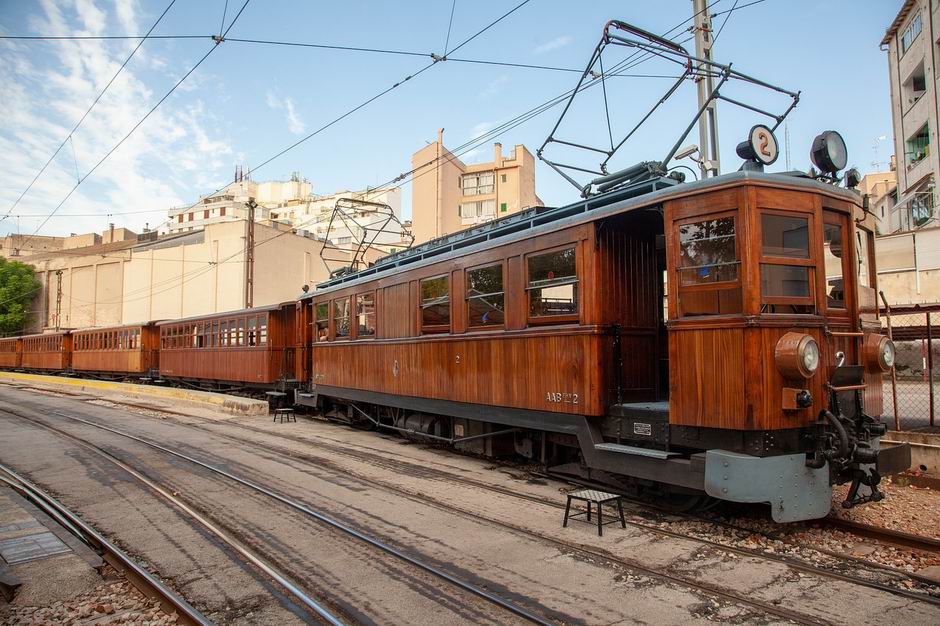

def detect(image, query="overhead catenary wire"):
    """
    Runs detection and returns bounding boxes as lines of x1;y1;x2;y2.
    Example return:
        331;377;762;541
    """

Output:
2;0;180;222
15;0;254;250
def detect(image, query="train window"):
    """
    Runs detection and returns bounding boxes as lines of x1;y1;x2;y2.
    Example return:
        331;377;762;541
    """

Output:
761;214;809;258
237;319;245;346
356;293;376;337
259;315;268;346
211;321;219;347
220;320;229;347
527;247;578;320
823;220;846;310
677;216;739;285
420;276;450;333
466;263;505;328
856;227;872;288
676;214;743;317
315;303;329;341
333;299;351;338
247;317;257;346
758;211;815;313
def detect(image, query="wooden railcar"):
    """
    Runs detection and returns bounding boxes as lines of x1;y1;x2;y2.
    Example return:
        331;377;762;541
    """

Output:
0;337;21;369
297;171;910;522
21;332;71;371
71;323;160;376
157;304;296;387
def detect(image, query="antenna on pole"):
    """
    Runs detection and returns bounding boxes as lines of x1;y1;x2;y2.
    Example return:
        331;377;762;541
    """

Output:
692;0;720;177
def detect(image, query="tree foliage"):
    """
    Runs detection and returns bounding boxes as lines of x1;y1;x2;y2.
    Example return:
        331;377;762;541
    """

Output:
0;258;40;335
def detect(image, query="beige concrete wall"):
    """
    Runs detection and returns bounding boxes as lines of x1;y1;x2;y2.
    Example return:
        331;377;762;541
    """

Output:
877;227;940;305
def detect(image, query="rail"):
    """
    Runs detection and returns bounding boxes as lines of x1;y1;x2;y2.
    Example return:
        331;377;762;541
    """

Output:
0;463;211;626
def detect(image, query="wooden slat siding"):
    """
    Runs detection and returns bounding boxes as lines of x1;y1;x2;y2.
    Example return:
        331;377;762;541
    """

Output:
0;338;21;369
158;305;292;384
382;283;410;338
669;327;746;428
72;324;156;374
160;348;281;383
21;333;71;371
312;331;604;416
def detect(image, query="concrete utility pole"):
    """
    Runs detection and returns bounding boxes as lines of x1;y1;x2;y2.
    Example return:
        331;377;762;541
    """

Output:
54;270;63;332
245;199;256;309
692;0;721;178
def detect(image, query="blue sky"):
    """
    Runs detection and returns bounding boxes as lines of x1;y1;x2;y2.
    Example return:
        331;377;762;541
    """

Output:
0;0;901;237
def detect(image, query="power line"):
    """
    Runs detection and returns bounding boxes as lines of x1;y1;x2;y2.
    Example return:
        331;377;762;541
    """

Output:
17;0;254;250
713;0;741;44
0;34;209;40
2;0;179;222
223;37;429;58
443;0;458;55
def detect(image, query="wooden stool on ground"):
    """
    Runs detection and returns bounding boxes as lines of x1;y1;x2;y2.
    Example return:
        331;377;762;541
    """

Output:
562;489;626;536
273;407;296;423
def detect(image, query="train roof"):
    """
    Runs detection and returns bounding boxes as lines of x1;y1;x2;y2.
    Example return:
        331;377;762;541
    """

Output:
71;321;159;333
155;303;282;326
303;170;860;298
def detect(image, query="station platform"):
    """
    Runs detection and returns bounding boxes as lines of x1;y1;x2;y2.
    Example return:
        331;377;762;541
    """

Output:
0;372;268;416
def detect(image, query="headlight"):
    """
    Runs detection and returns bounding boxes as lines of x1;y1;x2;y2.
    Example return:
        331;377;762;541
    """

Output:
863;334;895;372
775;332;820;379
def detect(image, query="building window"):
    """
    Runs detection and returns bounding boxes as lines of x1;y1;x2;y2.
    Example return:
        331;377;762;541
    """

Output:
462;172;495;196
356;293;376;337
315;303;329;341
204;209;210;219
177;214;183;223
333;298;350;338
675;213;742;317
501;174;507;183
466;263;504;328
220;207;226;217
906;122;930;168
420;275;450;333
459;199;496;220
903;61;927;109
527;247;578;319
901;12;922;54
500;202;508;213
188;212;194;221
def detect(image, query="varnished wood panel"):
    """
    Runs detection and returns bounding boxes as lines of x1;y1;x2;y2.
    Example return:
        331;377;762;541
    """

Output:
382;283;410;339
0;338;21;369
312;331;604;416
160;348;284;383
669;327;746;428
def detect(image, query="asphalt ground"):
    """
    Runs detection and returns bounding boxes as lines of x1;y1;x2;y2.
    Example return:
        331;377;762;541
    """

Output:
2;385;940;625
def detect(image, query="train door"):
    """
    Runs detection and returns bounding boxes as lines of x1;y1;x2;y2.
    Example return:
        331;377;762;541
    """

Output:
597;209;666;404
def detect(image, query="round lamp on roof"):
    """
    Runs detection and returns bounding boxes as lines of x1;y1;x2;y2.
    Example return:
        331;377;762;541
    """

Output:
810;130;848;174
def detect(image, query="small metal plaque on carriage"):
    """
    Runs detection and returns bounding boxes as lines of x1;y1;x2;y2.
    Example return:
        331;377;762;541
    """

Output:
633;422;652;436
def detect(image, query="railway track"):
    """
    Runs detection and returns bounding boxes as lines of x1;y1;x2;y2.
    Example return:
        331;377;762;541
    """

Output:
121;407;940;606
0;407;559;626
10;402;933;626
0;463;211;626
818;517;940;554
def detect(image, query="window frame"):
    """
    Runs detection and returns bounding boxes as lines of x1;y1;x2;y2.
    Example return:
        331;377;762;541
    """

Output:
355;292;376;339
465;261;506;330
757;208;816;308
332;297;351;340
419;274;451;335
524;244;580;325
314;302;330;341
822;210;851;316
674;209;744;318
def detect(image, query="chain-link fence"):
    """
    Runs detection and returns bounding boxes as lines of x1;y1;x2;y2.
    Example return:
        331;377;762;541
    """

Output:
882;305;940;432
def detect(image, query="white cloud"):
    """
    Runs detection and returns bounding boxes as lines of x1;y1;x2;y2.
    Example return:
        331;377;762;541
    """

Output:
0;0;234;237
284;98;305;135
264;91;306;135
480;74;509;99
533;35;571;55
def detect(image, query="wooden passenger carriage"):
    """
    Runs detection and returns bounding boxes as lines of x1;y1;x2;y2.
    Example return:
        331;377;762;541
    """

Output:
157;304;296;387
21;332;71;371
71;323;160;376
0;337;22;369
296;170;907;521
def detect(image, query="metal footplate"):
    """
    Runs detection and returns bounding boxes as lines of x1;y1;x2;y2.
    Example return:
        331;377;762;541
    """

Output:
594;443;680;460
703;450;831;523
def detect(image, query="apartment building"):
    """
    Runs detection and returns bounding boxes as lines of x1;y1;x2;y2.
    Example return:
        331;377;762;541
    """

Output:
883;0;939;230
410;129;542;244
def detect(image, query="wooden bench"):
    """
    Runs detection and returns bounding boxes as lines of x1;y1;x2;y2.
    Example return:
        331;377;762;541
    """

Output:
273;407;296;423
562;488;626;536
